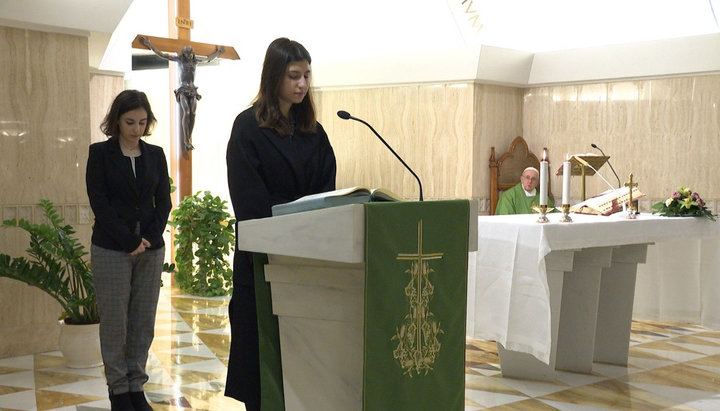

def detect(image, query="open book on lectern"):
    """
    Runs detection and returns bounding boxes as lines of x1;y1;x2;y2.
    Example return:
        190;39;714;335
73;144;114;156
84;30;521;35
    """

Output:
570;186;646;216
271;186;401;216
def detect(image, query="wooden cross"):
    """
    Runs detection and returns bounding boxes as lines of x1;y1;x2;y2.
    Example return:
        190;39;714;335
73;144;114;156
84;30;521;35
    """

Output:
624;173;638;215
130;0;239;203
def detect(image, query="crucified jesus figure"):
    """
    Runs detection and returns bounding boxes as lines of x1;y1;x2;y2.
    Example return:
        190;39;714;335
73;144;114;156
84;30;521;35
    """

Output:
140;36;225;151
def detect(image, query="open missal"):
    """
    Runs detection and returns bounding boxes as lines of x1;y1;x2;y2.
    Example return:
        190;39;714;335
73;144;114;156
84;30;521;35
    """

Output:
271;186;401;216
570;186;645;216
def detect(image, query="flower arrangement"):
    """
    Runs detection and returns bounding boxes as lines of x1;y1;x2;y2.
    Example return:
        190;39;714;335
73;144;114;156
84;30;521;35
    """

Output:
651;187;716;221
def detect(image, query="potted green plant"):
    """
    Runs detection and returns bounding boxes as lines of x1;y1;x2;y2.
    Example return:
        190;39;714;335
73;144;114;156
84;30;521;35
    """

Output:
0;199;101;368
169;191;235;296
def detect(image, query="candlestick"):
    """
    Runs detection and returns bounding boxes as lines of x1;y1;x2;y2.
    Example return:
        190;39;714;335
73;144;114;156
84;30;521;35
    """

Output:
562;158;571;205
539;150;548;206
537;204;549;223
559;204;573;222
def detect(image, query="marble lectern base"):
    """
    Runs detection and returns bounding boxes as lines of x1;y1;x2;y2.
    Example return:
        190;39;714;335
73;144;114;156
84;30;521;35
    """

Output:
264;256;365;411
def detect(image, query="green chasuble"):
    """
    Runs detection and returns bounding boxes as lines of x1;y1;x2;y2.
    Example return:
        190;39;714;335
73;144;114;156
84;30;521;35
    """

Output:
364;200;469;410
495;183;554;215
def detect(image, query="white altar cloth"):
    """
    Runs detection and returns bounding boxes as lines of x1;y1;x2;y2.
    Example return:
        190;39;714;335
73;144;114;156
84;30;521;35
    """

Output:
634;235;720;329
467;213;720;365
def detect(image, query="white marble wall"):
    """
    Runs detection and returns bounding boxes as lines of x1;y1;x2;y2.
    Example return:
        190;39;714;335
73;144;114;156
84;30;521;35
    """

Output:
315;83;476;201
0;26;94;357
523;75;720;210
313;83;522;212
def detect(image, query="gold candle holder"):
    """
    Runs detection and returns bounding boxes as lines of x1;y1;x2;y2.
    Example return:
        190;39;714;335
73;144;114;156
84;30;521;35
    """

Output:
537;205;550;223
559;204;573;223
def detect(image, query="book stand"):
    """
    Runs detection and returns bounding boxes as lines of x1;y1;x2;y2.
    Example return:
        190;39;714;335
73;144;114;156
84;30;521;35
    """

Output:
557;155;610;200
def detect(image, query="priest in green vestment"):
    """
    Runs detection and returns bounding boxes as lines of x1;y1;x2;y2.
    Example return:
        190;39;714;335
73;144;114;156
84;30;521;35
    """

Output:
495;166;554;215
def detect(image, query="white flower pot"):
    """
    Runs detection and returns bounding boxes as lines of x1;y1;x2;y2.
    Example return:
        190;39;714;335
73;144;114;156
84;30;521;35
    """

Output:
58;321;103;368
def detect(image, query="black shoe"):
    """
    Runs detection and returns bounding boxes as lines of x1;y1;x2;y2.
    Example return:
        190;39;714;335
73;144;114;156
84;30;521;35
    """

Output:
109;392;134;411
130;391;154;411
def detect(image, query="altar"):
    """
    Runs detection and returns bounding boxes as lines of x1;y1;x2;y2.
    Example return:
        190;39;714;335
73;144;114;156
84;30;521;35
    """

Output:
466;212;720;381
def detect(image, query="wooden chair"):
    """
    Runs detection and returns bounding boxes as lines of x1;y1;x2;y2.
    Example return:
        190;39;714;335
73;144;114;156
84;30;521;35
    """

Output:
489;136;549;215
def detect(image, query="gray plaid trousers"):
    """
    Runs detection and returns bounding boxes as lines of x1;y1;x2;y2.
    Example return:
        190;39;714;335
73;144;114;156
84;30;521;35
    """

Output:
91;244;164;394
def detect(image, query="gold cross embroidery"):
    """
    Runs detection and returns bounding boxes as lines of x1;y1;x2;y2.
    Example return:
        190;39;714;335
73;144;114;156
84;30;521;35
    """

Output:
392;220;444;377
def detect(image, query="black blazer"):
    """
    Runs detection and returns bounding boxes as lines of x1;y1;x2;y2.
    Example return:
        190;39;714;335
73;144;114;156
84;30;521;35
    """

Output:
86;138;172;253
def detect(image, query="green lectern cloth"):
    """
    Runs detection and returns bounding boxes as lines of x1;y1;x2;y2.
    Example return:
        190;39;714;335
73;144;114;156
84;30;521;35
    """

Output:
252;200;469;411
253;253;285;411
363;200;469;410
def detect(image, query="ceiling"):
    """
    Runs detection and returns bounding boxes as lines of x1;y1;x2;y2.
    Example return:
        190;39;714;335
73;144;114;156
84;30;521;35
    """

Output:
0;0;133;33
2;0;720;85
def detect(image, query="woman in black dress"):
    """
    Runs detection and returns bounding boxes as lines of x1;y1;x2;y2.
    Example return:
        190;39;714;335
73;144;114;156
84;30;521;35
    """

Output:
225;37;337;410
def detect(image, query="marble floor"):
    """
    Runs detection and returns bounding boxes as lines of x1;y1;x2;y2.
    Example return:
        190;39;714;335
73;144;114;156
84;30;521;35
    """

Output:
1;277;720;411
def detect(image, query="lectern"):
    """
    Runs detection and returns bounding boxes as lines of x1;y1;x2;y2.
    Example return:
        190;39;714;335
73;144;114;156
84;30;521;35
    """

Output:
236;201;477;411
556;155;609;200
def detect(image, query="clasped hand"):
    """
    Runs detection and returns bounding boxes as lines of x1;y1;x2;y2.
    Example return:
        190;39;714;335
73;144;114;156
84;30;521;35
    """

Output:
129;238;152;256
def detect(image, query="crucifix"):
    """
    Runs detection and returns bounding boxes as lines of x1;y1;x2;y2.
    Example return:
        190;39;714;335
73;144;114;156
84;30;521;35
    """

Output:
131;0;240;203
624;173;638;219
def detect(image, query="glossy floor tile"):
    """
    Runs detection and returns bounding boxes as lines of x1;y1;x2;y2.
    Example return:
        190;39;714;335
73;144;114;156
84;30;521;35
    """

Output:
1;276;719;410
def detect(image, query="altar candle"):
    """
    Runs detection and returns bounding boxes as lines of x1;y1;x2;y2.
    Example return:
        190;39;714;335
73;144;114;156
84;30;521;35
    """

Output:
540;149;548;206
562;155;571;205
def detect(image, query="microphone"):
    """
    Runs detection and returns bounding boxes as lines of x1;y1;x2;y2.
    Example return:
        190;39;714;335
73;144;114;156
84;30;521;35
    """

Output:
337;110;423;201
591;143;621;189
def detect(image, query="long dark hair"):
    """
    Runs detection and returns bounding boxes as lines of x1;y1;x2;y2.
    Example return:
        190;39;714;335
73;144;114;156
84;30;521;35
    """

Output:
100;89;157;139
254;37;317;136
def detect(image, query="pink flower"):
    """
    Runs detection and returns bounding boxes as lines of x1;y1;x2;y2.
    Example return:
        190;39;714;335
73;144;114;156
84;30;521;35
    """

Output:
691;192;706;207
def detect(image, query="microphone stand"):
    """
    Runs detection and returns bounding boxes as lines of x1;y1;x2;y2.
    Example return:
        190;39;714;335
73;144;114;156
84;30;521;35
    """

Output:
337;111;423;201
591;144;621;189
574;156;628;213
575;157;617;194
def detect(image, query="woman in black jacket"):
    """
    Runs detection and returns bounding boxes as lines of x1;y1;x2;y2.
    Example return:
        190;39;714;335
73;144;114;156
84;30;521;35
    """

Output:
225;38;336;410
86;90;171;411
